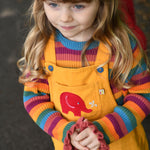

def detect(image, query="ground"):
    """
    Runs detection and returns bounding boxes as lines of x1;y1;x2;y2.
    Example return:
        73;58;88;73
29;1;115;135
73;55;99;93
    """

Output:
0;0;150;149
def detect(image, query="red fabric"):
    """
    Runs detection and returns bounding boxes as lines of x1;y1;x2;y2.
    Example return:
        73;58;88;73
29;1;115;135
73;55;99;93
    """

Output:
63;117;109;150
60;92;92;116
120;0;147;50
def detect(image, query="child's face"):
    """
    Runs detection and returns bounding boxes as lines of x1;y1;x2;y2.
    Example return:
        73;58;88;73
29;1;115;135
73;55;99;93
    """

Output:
43;0;99;41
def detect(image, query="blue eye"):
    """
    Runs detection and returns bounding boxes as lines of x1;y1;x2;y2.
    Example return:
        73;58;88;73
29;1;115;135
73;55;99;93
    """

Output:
74;5;85;9
48;2;58;8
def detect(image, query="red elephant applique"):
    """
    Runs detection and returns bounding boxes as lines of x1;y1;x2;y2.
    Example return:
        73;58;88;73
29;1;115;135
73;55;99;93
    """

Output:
60;92;92;116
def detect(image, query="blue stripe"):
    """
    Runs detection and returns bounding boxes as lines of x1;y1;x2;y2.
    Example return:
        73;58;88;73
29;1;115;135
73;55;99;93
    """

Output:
140;93;150;101
23;95;36;102
55;30;99;50
126;58;147;83
133;58;147;75
129;34;136;49
114;106;137;132
23;92;47;102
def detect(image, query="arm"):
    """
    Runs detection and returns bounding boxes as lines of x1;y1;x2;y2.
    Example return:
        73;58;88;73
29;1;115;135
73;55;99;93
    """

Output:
93;39;150;144
23;78;75;143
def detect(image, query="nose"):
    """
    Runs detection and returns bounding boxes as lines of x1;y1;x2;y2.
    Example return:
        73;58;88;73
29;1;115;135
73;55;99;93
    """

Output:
60;9;73;22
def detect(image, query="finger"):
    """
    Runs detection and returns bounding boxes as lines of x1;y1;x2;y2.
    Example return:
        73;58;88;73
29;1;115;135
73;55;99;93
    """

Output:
71;131;88;150
75;129;89;142
72;140;88;150
86;138;100;149
79;136;92;146
87;141;100;149
84;119;88;122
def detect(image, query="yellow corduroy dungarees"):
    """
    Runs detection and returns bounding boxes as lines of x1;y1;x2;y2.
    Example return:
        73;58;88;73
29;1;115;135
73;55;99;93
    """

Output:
44;35;149;150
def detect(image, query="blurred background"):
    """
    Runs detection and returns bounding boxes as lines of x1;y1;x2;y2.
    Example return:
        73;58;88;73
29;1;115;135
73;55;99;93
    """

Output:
0;0;150;150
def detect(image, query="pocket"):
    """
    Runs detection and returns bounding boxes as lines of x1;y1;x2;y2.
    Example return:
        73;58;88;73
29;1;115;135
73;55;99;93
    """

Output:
51;81;102;121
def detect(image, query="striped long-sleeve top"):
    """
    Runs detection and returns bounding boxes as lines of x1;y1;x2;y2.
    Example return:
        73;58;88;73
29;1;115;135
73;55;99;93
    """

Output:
23;32;150;145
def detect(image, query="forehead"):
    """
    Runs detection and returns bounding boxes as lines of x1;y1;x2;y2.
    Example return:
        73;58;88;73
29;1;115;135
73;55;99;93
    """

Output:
45;0;93;3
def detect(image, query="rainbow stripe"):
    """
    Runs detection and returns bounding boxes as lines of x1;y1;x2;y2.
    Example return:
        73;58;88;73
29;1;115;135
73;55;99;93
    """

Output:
23;34;150;145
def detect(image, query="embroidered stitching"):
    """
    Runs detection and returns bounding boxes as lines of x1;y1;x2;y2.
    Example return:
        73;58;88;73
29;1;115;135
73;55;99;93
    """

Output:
89;100;98;108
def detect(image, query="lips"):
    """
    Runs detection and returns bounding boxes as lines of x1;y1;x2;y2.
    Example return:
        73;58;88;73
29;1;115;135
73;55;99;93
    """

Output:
61;26;75;30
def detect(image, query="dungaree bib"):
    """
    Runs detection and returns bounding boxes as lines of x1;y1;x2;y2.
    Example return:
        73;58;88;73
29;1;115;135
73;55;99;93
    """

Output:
44;35;149;150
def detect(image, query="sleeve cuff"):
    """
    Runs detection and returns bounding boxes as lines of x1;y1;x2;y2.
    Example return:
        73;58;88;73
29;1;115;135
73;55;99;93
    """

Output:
63;117;109;150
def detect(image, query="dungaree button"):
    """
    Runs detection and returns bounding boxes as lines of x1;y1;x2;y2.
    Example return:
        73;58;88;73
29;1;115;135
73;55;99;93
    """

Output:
97;67;104;73
48;65;54;71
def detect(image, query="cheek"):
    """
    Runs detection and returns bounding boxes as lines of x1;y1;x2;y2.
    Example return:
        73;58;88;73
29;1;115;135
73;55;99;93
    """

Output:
79;15;96;27
89;10;98;23
45;12;58;25
44;5;57;23
46;15;55;23
79;9;98;27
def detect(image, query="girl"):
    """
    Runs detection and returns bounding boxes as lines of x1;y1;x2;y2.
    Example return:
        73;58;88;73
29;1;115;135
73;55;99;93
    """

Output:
18;0;150;149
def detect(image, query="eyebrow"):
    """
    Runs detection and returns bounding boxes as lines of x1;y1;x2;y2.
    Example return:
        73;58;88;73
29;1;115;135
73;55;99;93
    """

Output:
45;0;58;2
45;0;63;2
45;0;90;3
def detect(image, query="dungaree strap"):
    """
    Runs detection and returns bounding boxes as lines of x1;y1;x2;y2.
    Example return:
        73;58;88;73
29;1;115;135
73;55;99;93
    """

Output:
44;34;56;64
94;41;110;66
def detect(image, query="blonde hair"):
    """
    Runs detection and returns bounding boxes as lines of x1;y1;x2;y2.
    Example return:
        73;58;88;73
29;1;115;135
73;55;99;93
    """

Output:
17;0;149;89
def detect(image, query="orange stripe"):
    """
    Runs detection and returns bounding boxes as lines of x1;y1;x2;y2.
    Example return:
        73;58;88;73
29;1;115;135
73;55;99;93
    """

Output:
129;82;150;92
24;86;38;93
24;82;49;93
132;48;142;68
36;83;49;93
25;82;49;89
29;102;53;122
52;119;68;140
109;62;114;69
124;101;146;122
101;117;119;140
98;119;115;142
133;46;141;58
114;91;123;99
132;57;142;68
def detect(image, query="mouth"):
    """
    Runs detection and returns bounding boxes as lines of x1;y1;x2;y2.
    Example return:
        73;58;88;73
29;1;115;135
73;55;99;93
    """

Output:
61;26;75;30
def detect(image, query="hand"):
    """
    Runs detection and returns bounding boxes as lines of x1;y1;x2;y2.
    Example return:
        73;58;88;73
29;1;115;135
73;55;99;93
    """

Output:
71;127;100;150
71;131;88;150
